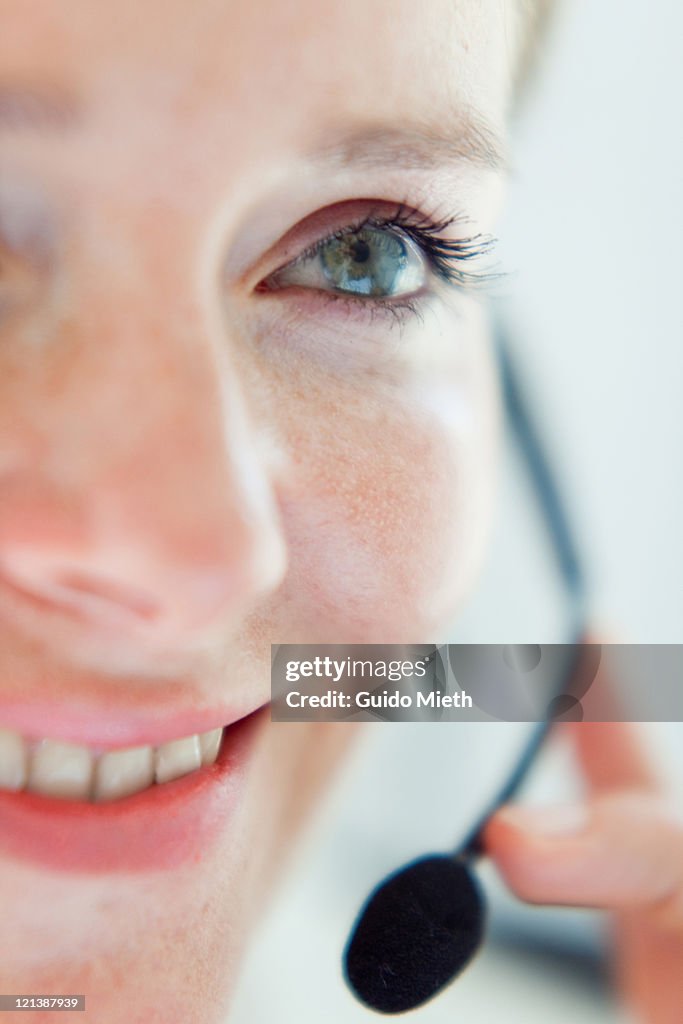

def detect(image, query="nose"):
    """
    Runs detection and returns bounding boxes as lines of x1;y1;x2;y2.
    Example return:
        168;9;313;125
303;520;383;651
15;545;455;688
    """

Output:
0;463;286;639
0;284;288;647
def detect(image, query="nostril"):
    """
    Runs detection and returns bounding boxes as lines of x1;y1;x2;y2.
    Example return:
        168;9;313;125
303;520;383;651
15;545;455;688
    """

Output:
50;570;161;622
0;554;163;626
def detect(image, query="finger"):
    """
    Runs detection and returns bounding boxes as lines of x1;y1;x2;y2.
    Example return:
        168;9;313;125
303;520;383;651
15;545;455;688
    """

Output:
615;913;683;1024
483;792;683;925
568;720;661;794
565;638;662;793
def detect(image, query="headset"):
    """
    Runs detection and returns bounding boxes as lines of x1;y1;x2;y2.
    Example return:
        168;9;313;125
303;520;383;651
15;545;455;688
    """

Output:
343;313;590;1014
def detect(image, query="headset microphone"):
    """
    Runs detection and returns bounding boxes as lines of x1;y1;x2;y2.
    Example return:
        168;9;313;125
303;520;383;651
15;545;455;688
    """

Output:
344;851;484;1014
344;318;589;1014
342;708;549;1014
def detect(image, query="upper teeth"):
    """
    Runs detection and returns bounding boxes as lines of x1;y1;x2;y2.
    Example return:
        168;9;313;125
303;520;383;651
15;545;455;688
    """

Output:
0;725;224;803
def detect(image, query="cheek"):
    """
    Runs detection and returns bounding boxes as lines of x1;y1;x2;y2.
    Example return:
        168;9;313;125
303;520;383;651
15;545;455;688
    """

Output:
275;335;499;641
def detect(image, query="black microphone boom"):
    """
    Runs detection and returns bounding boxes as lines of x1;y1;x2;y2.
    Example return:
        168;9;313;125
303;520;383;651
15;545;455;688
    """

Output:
343;317;589;1014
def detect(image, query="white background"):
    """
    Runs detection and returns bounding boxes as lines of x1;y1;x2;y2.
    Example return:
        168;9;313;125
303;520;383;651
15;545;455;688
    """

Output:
498;0;683;641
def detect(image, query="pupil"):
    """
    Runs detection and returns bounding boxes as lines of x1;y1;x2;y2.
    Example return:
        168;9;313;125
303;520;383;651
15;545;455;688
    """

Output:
350;239;371;263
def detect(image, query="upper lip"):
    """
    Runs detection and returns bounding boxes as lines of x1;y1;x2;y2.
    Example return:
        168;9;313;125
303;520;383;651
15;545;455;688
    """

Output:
0;565;267;750
0;692;263;750
0;561;234;670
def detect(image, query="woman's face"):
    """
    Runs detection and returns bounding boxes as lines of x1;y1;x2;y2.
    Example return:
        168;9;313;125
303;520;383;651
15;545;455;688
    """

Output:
0;2;520;1020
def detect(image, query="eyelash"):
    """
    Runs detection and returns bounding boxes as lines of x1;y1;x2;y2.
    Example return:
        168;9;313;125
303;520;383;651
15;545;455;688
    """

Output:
262;202;498;327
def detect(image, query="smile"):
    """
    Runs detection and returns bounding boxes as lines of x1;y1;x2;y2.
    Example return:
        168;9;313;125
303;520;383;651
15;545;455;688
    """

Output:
0;724;225;802
0;705;266;874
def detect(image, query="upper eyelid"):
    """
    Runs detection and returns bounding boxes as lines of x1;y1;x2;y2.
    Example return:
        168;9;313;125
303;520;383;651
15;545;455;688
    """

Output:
261;218;428;292
274;217;387;271
244;199;449;287
256;218;421;297
286;210;440;255
260;210;498;295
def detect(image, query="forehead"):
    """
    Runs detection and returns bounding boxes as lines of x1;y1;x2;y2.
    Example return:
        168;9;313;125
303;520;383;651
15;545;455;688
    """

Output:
0;0;517;266
0;0;517;151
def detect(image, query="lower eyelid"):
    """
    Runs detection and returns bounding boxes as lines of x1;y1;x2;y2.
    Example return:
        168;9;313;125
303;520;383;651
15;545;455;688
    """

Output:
257;279;412;308
247;286;474;380
253;282;439;334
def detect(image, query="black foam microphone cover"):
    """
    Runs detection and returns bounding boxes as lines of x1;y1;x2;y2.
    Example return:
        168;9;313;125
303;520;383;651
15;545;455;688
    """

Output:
344;854;485;1014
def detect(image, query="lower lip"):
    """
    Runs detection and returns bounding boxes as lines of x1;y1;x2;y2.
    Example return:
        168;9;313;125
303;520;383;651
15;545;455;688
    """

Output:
0;708;265;874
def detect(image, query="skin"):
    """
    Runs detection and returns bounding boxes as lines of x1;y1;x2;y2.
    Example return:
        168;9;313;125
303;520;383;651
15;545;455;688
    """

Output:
0;3;507;1021
486;717;683;1024
0;2;679;1023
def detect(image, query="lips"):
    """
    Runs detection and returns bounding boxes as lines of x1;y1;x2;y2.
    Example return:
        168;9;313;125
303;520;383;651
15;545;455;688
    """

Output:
0;564;269;874
0;704;266;874
0;723;226;801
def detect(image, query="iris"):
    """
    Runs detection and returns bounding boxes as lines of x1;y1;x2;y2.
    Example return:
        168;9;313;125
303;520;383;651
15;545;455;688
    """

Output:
319;226;411;296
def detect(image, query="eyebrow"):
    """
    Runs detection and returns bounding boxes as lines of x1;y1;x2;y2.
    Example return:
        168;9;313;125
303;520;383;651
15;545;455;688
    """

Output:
304;115;507;174
0;82;506;176
0;84;79;132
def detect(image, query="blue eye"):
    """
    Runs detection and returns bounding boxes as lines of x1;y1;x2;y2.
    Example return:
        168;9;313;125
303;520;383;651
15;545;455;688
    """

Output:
268;224;426;299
